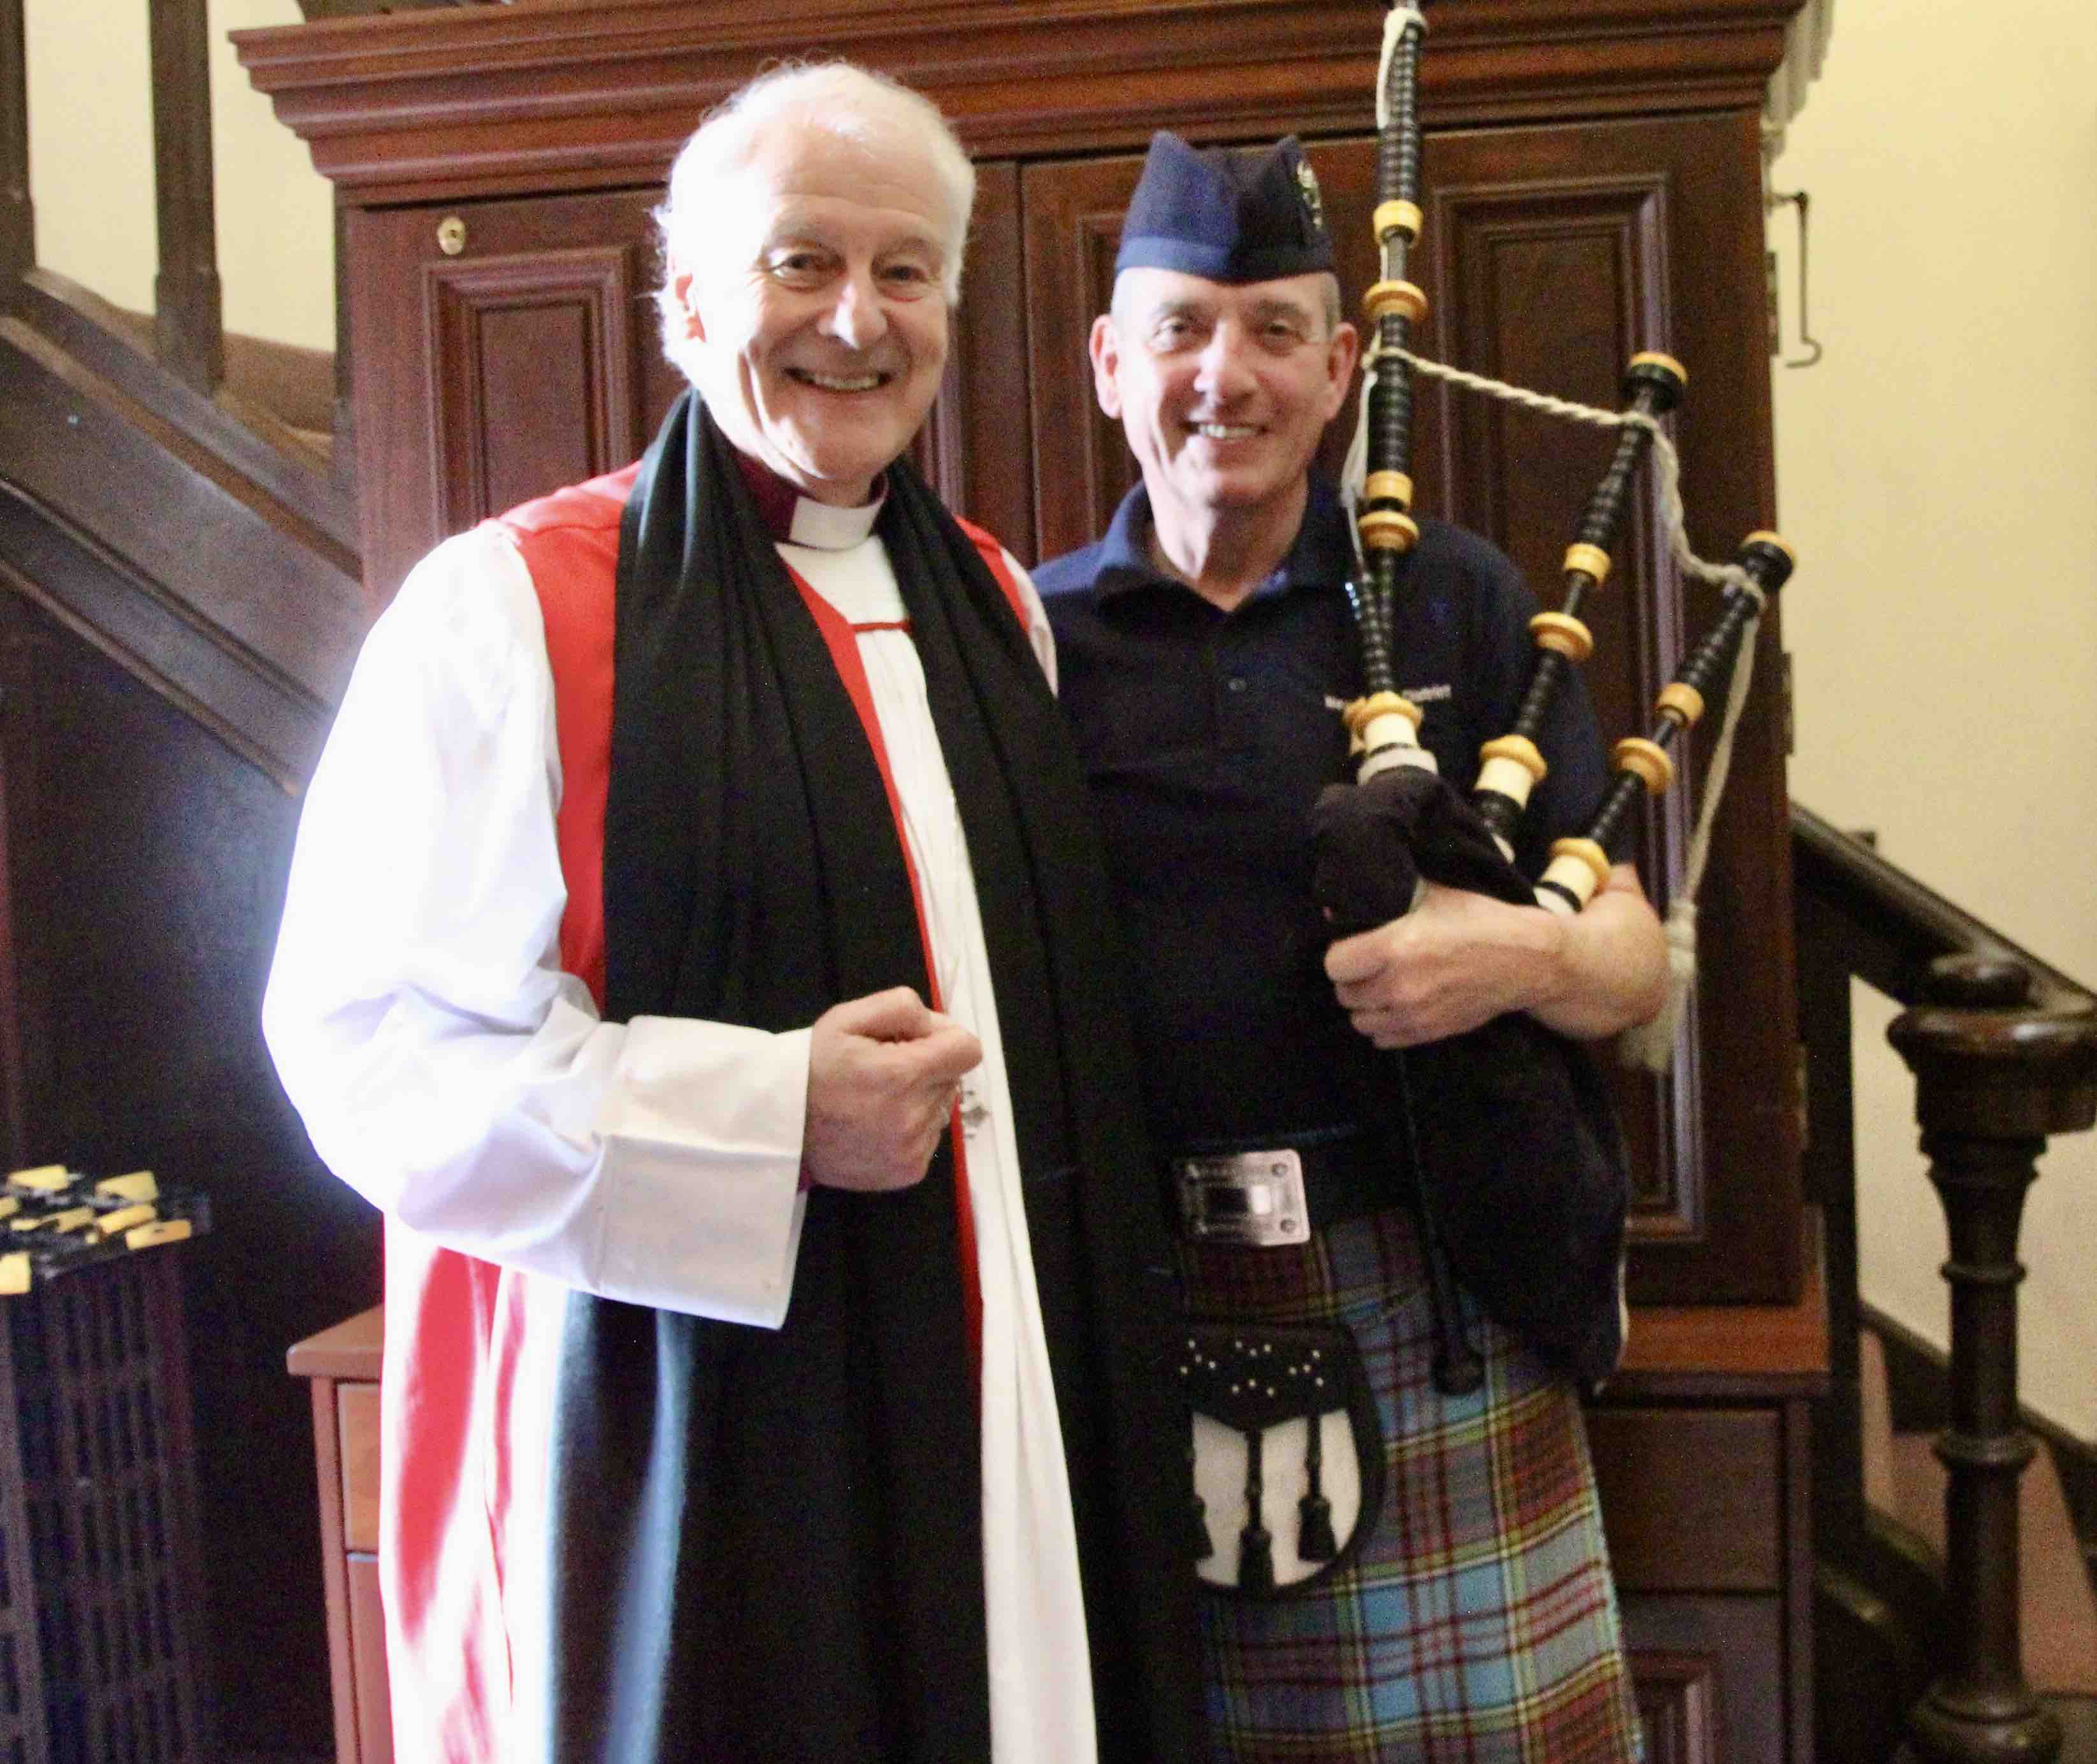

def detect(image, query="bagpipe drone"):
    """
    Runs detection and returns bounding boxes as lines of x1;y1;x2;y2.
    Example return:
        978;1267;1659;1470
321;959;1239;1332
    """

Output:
1307;0;1797;1394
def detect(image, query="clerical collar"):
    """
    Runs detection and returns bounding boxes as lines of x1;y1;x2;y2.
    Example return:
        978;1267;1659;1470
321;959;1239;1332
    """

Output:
733;452;886;551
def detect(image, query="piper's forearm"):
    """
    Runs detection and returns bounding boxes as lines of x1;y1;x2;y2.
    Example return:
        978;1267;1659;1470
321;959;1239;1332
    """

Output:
1527;864;1666;1040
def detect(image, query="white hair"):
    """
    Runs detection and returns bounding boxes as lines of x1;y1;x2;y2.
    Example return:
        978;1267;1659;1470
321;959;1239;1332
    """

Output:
653;61;976;382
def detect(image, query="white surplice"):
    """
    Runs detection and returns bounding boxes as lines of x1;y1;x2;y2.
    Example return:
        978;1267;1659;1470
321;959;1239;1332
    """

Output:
262;480;1093;1764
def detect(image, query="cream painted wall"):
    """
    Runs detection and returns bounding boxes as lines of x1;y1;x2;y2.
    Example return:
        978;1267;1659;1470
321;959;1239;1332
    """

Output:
1770;0;2097;1441
24;0;157;314
24;0;334;350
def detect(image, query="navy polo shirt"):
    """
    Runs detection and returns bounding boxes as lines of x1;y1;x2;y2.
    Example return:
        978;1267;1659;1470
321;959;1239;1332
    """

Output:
1035;477;1609;1151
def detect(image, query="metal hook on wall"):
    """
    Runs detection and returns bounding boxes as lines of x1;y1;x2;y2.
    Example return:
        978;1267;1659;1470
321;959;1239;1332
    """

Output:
1766;188;1823;369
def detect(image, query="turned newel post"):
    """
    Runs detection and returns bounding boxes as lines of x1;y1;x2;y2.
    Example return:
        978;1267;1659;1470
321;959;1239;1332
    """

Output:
1888;953;2097;1764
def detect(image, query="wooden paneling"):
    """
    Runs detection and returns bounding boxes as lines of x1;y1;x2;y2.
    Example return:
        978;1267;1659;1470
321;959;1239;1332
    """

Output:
1633;1649;1724;1764
428;245;638;536
347;189;673;601
1591;1407;1783;1591
916;161;1032;557
1622;1595;1787;1764
234;1;1806;203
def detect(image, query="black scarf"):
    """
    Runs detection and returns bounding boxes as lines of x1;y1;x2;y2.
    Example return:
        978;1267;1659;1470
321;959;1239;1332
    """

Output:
540;395;1200;1763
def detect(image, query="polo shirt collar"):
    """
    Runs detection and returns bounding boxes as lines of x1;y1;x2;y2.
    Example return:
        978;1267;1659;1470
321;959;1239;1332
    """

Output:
1089;475;1355;604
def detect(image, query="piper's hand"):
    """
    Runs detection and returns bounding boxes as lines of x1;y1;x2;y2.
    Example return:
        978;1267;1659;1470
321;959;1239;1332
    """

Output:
802;987;983;1191
1324;880;1564;1049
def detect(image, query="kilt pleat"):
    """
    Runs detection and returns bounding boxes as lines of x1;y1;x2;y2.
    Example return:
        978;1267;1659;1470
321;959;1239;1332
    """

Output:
1179;1207;1643;1763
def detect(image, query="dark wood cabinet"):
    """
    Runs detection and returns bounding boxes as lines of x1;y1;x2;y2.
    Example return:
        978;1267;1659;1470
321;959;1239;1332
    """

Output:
241;4;1824;1758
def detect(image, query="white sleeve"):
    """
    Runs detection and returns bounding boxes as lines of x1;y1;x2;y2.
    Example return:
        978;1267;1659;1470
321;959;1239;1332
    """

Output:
261;526;808;1329
999;546;1057;693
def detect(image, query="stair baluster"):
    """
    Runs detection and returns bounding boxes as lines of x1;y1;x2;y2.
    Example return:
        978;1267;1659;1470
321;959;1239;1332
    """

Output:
1889;954;2097;1764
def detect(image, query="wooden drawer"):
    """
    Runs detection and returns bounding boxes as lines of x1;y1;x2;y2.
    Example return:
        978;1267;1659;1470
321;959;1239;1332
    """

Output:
338;1382;382;1554
1589;1406;1782;1593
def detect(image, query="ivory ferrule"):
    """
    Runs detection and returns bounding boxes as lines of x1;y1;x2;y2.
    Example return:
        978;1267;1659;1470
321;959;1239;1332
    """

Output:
1343;691;1423;740
1562;542;1611;585
1364;280;1429;326
1657;682;1705;727
1374;199;1422;244
1364;470;1413;509
1542;838;1611;907
1612;736;1675;795
1358;509;1420;553
1474;754;1541;812
1529;610;1593;663
1629;349;1689;384
1478;733;1547;781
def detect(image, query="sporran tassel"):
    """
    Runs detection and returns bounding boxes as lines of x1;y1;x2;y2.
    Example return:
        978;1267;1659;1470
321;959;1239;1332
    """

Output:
1297;1416;1337;1561
1238;1427;1276;1593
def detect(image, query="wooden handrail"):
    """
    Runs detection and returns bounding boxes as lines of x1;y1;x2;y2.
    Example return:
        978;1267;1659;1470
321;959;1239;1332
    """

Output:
1792;805;2096;1764
1791;803;2094;1019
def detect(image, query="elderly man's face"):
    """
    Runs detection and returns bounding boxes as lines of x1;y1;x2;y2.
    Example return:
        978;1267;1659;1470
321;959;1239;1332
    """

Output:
670;124;953;506
1092;266;1357;531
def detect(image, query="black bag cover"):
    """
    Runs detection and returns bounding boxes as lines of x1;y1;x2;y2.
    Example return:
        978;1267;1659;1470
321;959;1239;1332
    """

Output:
1306;766;1628;1386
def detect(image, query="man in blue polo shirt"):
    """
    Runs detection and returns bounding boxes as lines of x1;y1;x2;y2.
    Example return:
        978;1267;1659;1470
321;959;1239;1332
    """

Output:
1034;131;1663;1761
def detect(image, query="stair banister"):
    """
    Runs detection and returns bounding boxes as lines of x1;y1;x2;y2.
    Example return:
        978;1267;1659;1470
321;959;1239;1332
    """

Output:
1794;806;2097;1763
1888;955;2097;1764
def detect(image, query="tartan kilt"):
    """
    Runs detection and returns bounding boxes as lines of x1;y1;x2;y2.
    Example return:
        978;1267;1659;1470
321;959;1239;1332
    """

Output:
1177;1205;1643;1763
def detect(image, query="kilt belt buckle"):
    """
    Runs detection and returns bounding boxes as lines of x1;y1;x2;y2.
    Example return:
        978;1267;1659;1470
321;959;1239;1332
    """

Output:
1175;1149;1309;1247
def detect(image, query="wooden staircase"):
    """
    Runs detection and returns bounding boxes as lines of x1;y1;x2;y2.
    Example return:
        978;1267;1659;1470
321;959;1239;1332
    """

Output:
1860;1327;2097;1702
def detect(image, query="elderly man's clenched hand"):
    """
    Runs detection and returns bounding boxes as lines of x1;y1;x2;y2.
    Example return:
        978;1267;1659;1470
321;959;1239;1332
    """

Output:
802;987;983;1191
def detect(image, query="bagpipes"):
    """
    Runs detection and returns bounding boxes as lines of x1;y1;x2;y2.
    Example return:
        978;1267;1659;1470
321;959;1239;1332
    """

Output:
1307;1;1796;1391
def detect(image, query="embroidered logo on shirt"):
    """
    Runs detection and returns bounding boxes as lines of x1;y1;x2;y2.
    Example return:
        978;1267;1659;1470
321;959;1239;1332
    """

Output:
1327;683;1450;711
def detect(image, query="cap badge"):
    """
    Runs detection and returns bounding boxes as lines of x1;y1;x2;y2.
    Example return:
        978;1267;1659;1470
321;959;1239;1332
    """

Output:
1295;158;1325;231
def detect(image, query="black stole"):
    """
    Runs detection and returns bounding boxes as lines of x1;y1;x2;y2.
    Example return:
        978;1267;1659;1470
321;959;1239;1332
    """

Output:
540;395;1200;1763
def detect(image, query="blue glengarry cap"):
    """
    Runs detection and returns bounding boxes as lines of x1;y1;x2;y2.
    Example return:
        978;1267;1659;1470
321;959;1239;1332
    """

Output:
1114;131;1336;283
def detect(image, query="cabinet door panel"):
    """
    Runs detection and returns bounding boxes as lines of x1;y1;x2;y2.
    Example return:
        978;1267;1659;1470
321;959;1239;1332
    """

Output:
1623;1594;1787;1764
347;189;674;602
1018;111;1796;1302
427;246;638;537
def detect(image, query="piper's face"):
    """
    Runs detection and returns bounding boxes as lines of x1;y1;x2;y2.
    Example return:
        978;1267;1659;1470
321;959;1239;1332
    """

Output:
667;124;953;506
1092;266;1357;528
